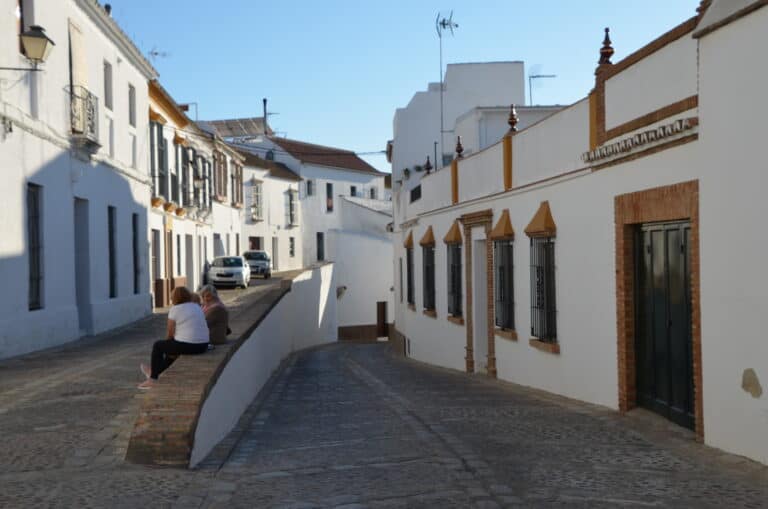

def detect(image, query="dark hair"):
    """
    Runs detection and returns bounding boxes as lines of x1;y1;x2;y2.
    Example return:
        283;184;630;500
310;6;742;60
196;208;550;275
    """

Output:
171;286;193;305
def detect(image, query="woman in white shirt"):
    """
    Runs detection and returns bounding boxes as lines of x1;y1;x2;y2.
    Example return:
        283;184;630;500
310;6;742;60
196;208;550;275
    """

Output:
138;286;209;389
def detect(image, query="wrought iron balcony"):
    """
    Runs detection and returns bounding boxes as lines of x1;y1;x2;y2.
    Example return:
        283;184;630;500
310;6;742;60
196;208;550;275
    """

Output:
70;85;99;146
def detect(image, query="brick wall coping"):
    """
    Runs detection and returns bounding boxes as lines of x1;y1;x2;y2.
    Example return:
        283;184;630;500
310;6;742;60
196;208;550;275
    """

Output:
125;270;305;467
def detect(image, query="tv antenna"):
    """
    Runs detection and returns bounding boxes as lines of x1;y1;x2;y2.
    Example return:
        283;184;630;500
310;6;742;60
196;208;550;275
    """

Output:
148;46;170;62
528;73;557;105
435;11;458;168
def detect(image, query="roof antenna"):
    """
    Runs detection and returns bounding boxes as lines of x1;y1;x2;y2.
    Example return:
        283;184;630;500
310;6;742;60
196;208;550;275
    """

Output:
148;46;170;62
436;11;458;169
263;98;268;134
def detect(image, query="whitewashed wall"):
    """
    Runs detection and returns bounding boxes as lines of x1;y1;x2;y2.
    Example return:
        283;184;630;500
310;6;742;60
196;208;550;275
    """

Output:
391;5;768;467
697;5;768;466
0;0;154;358
190;264;337;467
241;166;303;271
605;35;697;130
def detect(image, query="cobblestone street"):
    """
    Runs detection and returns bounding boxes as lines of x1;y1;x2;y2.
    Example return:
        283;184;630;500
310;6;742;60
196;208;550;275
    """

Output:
1;335;767;507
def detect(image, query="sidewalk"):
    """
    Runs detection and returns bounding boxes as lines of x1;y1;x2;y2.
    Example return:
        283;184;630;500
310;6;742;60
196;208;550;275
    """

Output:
0;277;283;476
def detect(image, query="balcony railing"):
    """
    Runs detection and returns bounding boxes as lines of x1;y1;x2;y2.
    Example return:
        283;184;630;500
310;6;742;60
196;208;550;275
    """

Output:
70;85;99;146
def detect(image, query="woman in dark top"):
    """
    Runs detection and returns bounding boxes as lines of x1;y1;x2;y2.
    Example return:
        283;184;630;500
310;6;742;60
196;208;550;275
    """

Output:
200;284;230;345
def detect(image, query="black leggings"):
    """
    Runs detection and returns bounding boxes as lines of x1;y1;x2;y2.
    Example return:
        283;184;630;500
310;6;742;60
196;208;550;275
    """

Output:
150;339;208;379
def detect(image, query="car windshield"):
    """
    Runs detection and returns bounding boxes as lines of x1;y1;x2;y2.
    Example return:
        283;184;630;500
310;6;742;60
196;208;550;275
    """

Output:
245;252;268;261
212;257;243;267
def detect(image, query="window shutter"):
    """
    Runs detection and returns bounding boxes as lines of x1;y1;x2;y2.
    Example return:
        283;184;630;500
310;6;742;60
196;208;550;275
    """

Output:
447;246;455;315
68;21;87;88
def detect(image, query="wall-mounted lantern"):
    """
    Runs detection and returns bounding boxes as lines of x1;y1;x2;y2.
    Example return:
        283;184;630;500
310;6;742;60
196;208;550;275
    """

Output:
1;25;55;72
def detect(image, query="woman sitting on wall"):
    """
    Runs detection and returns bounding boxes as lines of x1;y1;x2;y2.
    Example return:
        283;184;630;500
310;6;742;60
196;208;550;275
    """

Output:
138;286;209;389
199;284;230;345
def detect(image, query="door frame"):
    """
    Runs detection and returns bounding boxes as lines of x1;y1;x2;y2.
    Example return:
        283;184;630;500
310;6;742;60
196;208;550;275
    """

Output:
615;180;702;440
459;209;496;377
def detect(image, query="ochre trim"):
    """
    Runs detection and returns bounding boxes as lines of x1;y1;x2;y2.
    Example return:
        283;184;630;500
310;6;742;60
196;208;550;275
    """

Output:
529;338;560;354
149;81;191;129
503;135;513;190
403;231;414;249
451;159;459;204
525;201;557;237
602;17;698;80
460;209;493;227
419;226;435;247
423;309;437;318
495;328;518;341
447;315;464;326
443;221;463;244
173;132;188;146
489;209;515;240
614;180;703;440
605;96;698;141
592;133;698;172
149;107;167;125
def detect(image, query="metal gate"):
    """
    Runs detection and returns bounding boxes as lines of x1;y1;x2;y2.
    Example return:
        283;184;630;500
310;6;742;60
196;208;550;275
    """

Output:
635;221;694;429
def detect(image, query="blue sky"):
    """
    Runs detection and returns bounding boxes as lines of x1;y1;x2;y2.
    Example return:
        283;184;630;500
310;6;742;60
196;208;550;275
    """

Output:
112;1;701;172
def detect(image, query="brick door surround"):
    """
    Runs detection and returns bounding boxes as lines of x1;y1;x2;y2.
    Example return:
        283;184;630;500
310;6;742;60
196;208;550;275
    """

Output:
460;209;496;378
614;180;702;440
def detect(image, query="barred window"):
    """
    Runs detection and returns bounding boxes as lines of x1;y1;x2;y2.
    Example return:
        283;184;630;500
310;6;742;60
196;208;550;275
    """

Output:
422;245;435;310
494;239;514;330
27;183;43;310
406;247;415;306
530;237;556;342
447;243;462;316
108;206;117;298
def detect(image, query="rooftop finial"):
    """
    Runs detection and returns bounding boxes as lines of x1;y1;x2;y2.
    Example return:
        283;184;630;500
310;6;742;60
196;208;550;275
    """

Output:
599;27;614;66
455;136;464;159
508;104;519;132
424;156;433;174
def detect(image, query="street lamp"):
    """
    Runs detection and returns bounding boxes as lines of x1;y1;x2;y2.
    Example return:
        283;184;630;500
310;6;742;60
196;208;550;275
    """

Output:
1;25;55;72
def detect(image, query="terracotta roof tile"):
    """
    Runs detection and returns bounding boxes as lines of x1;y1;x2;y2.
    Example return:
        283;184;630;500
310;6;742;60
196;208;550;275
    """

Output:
269;137;382;175
237;150;302;181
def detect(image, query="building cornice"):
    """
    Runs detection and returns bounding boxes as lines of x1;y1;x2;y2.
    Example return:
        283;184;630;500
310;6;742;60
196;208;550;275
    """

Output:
75;0;158;80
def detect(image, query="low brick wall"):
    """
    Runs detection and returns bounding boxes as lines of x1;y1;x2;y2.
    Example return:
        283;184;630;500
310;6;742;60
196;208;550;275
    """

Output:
125;265;336;467
126;274;300;466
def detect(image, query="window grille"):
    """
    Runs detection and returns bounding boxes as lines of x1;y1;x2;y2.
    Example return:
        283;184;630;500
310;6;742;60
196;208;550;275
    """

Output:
422;246;435;310
494;240;514;330
447;244;462;316
289;237;295;257
128;84;136;127
108;206;117;298
406;248;415;306
27;184;43;310
326;183;333;212
317;232;325;261
132;213;140;294
306;179;314;196
530;237;556;342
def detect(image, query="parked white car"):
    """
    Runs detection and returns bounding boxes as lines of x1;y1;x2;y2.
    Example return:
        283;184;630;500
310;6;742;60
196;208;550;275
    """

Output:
242;250;271;279
207;256;251;289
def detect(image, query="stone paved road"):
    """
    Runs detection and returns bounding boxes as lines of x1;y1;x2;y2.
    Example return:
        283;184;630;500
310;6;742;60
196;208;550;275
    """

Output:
199;343;768;508
1;335;767;507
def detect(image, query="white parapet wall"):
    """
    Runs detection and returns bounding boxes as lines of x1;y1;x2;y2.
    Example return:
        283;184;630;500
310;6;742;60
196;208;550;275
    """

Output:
190;263;338;467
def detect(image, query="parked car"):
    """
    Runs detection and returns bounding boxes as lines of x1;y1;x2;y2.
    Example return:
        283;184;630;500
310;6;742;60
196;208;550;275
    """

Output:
207;256;251;288
242;250;271;279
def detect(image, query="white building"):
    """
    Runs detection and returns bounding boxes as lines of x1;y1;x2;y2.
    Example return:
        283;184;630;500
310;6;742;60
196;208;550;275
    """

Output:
390;1;768;466
388;61;563;203
239;150;303;272
208;125;394;340
147;81;245;306
0;0;156;358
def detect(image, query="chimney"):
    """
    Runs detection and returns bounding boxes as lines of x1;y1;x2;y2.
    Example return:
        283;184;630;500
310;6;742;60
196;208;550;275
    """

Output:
262;98;268;134
104;3;112;16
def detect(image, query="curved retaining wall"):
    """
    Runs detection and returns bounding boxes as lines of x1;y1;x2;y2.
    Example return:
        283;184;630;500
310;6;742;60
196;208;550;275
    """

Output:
125;264;337;467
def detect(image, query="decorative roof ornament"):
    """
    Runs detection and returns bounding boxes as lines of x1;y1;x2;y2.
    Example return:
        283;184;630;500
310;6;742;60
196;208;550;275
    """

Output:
697;0;712;18
508;104;519;132
599;27;614;66
424;156;433;174
455;136;464;159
